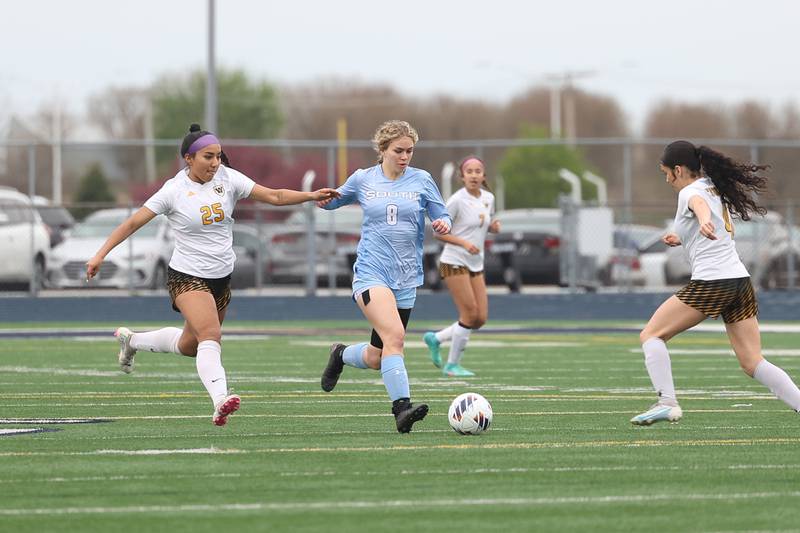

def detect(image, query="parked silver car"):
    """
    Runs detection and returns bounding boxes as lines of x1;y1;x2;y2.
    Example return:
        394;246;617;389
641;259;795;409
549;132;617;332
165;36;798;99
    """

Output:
46;208;174;289
0;187;50;289
231;223;271;288
265;206;362;286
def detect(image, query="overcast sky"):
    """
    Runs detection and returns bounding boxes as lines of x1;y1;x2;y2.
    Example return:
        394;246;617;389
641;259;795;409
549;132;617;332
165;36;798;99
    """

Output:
2;0;798;136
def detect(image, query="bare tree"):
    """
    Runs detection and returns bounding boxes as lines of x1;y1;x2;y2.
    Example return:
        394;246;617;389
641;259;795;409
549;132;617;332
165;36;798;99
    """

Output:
644;100;730;139
3;105;74;199
732;100;772;139
87;87;149;185
88;87;147;139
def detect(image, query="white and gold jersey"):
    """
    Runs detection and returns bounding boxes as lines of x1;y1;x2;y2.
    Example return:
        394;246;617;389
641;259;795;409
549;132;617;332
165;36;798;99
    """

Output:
144;165;255;278
674;177;748;280
439;188;495;272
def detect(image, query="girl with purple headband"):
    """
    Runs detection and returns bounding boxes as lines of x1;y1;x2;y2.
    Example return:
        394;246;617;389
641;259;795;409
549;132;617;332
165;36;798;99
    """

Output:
423;156;500;377
86;123;339;427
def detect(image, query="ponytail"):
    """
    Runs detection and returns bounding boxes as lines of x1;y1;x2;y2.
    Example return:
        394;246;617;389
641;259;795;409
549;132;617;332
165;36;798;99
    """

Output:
221;151;233;169
696;145;768;221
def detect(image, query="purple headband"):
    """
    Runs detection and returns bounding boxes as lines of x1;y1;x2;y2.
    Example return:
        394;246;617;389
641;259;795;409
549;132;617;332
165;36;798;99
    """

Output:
187;134;221;155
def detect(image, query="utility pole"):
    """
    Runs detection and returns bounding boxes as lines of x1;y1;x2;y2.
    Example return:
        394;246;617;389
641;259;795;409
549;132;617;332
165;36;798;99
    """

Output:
205;0;218;133
545;70;596;143
52;104;62;204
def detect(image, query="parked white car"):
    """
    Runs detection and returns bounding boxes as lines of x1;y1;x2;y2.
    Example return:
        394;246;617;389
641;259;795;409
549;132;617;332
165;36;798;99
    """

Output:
600;224;669;289
0;187;50;289
46;208;174;289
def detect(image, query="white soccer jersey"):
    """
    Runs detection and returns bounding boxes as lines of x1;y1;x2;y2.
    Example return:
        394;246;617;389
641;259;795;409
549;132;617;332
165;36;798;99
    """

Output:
439;188;495;272
144;165;256;278
674;177;749;280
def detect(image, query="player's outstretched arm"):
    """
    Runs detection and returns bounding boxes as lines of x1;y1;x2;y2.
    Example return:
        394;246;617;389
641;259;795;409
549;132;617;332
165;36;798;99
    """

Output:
249;184;340;206
86;207;157;280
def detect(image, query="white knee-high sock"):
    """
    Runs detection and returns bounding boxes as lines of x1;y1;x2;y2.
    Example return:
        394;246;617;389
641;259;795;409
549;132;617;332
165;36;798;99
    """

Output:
642;337;677;405
130;327;183;354
196;340;227;405
435;322;458;344
448;323;472;365
753;359;800;412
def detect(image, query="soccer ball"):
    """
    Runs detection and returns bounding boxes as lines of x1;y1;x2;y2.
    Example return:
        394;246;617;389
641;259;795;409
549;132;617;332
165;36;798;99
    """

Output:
448;392;493;435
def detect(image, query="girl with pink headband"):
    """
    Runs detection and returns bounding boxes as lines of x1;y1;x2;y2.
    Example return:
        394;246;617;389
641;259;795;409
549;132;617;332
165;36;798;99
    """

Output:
424;155;500;377
87;123;339;426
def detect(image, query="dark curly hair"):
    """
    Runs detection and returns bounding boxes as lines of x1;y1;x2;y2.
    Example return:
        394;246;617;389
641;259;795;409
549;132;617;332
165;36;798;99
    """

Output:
696;145;768;221
661;140;768;221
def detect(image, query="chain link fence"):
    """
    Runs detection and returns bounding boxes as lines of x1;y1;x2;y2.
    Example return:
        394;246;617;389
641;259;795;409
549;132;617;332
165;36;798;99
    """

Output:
2;137;798;295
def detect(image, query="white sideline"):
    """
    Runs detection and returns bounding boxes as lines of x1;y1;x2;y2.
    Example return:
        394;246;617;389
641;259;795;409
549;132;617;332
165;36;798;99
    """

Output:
4;436;800;457
3;463;799;486
1;491;800;516
629;348;800;356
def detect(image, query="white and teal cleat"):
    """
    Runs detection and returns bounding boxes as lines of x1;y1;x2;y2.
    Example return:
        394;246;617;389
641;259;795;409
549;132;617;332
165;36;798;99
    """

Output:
443;363;476;377
423;332;442;368
630;403;683;426
114;327;137;374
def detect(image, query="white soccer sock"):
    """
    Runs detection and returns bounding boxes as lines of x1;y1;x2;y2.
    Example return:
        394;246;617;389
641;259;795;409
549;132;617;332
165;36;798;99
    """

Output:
196;340;228;406
435;322;458;344
448;323;472;365
130;327;183;354
642;337;678;405
753;359;800;412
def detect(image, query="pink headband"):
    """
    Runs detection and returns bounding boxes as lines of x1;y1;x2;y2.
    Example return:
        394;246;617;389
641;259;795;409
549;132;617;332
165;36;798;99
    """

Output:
187;134;221;155
460;157;484;173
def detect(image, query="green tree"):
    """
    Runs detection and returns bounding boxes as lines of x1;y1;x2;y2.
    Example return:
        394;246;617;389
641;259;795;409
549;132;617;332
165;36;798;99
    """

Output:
151;69;283;162
498;126;596;208
72;163;115;220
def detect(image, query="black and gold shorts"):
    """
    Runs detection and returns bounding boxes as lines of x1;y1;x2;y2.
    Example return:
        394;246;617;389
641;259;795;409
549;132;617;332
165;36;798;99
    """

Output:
675;277;758;323
438;262;483;279
166;267;232;313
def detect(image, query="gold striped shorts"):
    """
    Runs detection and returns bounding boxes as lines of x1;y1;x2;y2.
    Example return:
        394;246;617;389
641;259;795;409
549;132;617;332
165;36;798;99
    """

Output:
675;277;758;323
166;267;232;313
438;262;483;279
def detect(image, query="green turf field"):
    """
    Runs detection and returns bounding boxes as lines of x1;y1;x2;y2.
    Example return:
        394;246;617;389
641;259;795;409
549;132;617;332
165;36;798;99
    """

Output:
2;320;800;532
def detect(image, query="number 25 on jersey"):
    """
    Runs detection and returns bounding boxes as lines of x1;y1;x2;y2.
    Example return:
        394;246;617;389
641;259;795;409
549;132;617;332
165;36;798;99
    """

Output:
200;203;225;225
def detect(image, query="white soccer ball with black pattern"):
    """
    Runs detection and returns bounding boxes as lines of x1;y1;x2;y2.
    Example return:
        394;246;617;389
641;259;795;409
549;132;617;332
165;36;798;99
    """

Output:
448;392;493;435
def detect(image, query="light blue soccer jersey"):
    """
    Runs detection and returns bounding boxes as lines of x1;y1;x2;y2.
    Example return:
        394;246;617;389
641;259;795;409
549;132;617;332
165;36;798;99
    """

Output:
321;164;451;289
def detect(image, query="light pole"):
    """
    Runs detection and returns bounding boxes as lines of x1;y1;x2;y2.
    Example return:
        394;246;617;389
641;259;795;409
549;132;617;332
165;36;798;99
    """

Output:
205;0;217;133
545;71;597;142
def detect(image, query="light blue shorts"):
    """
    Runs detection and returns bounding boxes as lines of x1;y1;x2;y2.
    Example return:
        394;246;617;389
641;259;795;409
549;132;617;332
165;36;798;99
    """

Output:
352;280;417;309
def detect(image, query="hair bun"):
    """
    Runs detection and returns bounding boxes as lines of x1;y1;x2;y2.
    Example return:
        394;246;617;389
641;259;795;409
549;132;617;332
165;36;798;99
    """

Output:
189;123;202;133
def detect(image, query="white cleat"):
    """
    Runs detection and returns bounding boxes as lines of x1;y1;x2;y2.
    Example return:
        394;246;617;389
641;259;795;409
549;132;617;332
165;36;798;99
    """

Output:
213;394;241;427
630;403;683;426
114;327;137;374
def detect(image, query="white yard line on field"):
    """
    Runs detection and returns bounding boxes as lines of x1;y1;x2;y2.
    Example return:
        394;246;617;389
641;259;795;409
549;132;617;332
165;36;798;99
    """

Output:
2;491;800;516
4;463;799;487
294;340;587;348
3;436;800;458
629;348;800;356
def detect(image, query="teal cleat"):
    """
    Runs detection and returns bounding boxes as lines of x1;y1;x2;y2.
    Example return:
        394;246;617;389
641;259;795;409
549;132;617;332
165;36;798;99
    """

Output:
630;403;683;426
423;332;442;368
443;363;475;377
